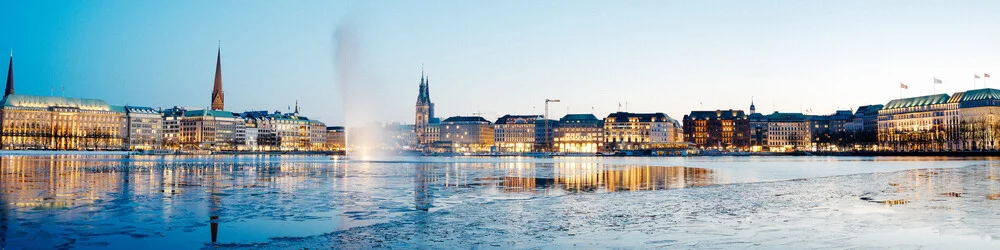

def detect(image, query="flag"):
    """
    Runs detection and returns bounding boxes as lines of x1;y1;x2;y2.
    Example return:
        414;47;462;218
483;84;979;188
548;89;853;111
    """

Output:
976;74;981;79
900;82;908;89
986;73;992;78
934;77;942;84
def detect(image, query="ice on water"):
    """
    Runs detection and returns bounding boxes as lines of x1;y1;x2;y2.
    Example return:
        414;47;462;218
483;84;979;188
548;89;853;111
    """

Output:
1;155;999;249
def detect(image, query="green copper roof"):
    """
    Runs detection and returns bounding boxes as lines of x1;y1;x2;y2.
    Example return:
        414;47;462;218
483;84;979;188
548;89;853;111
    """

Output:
184;109;236;118
883;94;951;109
0;94;112;111
957;88;1000;102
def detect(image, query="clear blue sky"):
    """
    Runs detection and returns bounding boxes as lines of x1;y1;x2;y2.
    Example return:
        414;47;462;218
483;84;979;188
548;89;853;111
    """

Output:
4;1;1000;126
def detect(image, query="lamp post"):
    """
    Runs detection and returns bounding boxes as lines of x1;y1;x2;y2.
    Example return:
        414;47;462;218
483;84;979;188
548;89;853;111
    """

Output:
545;99;560;152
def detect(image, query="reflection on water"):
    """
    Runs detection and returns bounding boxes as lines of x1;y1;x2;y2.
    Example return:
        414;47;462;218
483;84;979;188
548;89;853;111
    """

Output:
0;154;993;249
490;165;716;193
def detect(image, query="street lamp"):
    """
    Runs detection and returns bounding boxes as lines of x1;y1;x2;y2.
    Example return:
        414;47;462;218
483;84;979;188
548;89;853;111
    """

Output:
545;99;560;152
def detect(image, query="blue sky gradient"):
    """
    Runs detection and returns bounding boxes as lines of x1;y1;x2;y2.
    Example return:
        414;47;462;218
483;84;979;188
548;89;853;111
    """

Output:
3;1;1000;125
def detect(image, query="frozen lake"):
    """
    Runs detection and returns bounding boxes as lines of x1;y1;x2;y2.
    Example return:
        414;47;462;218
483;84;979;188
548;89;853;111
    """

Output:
2;155;1000;249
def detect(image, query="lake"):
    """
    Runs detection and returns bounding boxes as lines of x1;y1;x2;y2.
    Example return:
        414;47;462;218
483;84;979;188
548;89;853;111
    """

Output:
1;154;999;249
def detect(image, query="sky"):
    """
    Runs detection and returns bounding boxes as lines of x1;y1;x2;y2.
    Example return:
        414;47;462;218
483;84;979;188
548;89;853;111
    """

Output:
3;1;1000;126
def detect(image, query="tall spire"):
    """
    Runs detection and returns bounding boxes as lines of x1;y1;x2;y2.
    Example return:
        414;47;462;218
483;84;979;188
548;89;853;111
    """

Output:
5;50;13;97
211;43;224;111
294;100;300;115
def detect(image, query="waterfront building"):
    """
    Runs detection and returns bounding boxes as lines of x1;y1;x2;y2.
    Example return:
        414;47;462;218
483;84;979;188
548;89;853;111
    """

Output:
0;55;126;150
553;114;604;153
179;109;244;150
534;118;560;152
845;104;882;150
806;115;831;151
384;123;417;150
748;101;768;152
325;126;345;151
123;106;163;150
415;73;439;146
877;94;959;152
309;120;326;151
242;125;259;151
440;116;494;153
682;110;750;150
493;115;542;153
161;107;185;149
603;112;682;152
766;112;810;152
241;111;277;151
950;89;1000;151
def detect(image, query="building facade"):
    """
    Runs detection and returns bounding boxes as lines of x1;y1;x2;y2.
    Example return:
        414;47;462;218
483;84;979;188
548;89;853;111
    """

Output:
603;112;682;152
440;116;494;153
493;115;542;153
766;112;810;152
682;110;750;150
877;94;959;152
553;114;604;153
325;126;345;151
124;106;163;150
0;95;126;150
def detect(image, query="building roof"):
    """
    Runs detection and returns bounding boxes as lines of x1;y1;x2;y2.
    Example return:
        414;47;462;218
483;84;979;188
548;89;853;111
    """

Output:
495;114;542;124
0;94;113;111
883;94;951;109
604;112;672;123
184;109;237;118
748;112;768;121
684;110;747;120
560;113;600;123
957;88;1000;102
124;105;158;114
856;104;883;115
767;112;807;122
442;116;490;123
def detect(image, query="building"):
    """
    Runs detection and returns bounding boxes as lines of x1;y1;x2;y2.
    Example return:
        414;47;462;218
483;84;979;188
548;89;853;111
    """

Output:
766;112;810;152
180;109;244;150
493;115;542;153
603;112;682;152
309;119;327;151
877;94;959;152
440;116;494;153
845;104;882;150
0;55;126;150
415;73;438;146
123;106;163;150
161;107;185;149
325;126;345;151
682;110;750;150
954;89;1000;151
384;123;417;150
806;115;830;151
748;101;768;152
553;114;604;153
534;118;560;152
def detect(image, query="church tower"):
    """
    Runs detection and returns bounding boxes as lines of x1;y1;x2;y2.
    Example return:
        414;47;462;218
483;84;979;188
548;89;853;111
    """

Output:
415;70;434;145
211;45;225;111
5;51;14;97
749;97;756;115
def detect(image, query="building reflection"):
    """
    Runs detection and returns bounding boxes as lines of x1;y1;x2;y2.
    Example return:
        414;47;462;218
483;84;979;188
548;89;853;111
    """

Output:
414;163;434;211
463;162;717;193
0;154;342;247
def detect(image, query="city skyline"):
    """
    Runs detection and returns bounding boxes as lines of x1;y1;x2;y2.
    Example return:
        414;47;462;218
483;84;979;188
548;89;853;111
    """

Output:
4;1;1000;126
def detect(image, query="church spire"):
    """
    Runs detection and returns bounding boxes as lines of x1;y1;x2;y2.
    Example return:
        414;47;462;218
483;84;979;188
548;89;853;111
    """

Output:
5;50;13;97
211;43;225;111
294;100;300;115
